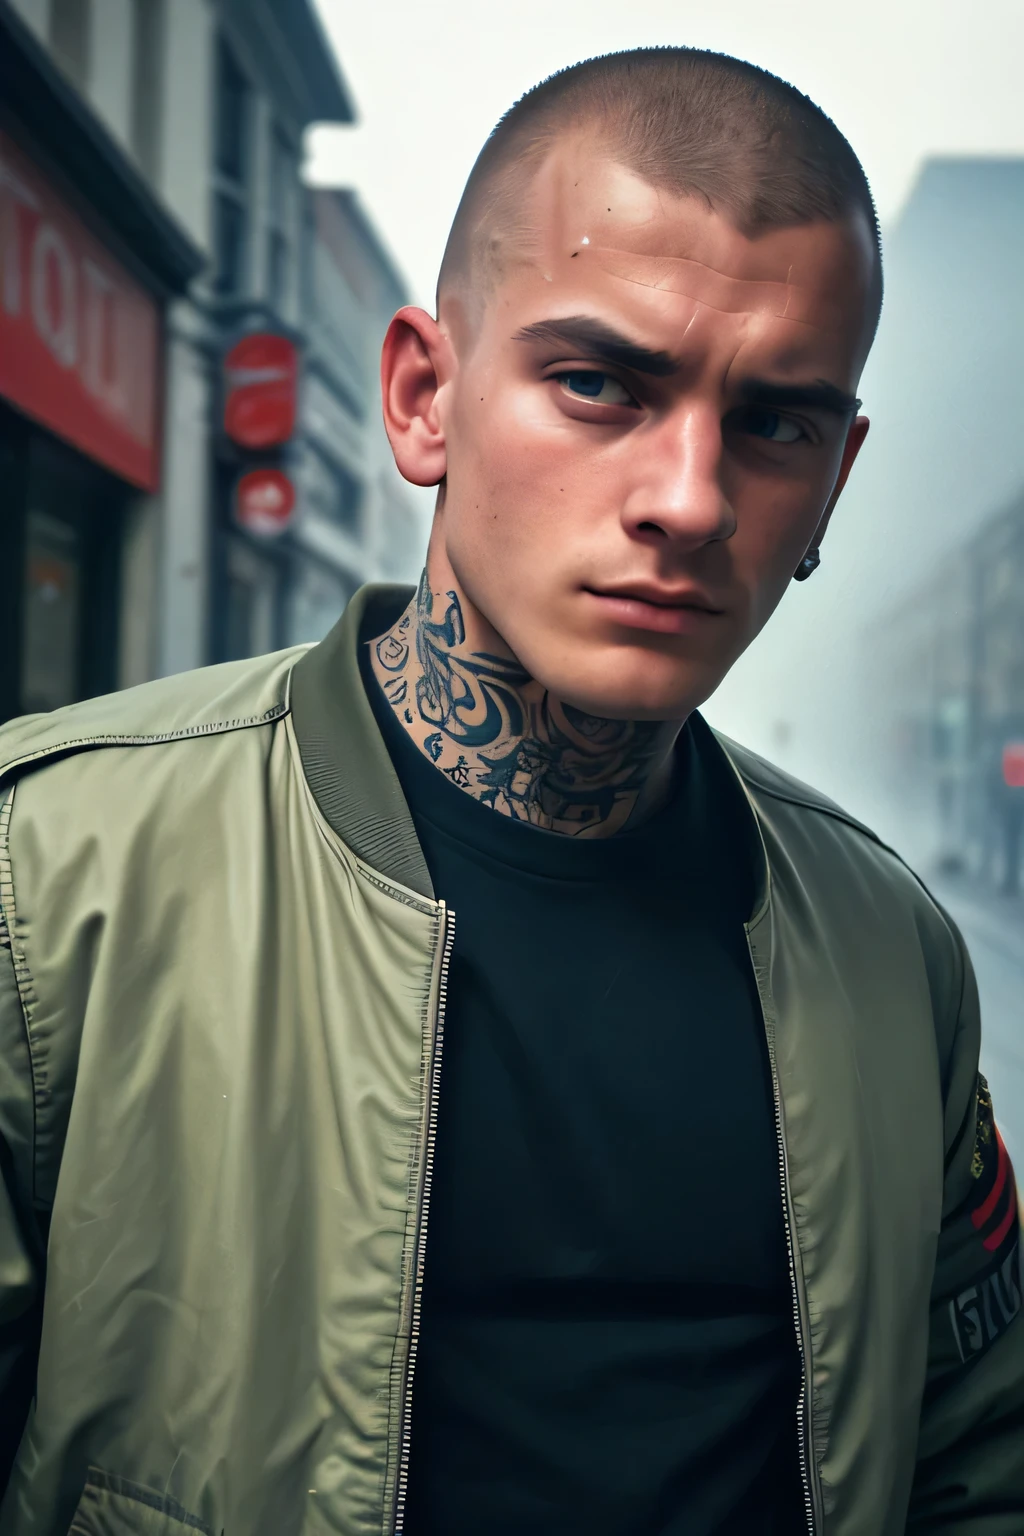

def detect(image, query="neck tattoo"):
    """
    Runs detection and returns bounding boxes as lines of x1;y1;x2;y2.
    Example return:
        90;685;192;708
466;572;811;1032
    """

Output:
370;571;678;838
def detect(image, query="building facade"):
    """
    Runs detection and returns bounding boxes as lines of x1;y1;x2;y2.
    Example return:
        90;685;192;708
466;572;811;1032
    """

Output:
704;156;1024;839
872;486;1024;893
0;0;203;720
1;0;427;724
284;186;426;647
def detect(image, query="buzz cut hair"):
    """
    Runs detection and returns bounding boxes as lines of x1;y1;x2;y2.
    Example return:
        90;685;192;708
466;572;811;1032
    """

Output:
437;47;882;323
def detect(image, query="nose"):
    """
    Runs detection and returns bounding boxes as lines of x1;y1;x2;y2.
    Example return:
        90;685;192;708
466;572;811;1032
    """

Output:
620;403;735;550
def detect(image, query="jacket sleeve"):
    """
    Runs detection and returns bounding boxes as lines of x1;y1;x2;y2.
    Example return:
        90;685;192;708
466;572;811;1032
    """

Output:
908;926;1024;1531
0;801;46;1494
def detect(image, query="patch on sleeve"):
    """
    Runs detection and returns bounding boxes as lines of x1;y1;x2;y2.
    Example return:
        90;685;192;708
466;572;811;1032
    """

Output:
968;1077;1018;1260
931;1077;1022;1380
939;1075;1024;1376
945;1239;1022;1364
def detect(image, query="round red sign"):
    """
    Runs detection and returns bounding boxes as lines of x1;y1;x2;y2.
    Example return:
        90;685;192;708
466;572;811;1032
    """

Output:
1003;744;1024;789
223;333;299;449
234;468;296;536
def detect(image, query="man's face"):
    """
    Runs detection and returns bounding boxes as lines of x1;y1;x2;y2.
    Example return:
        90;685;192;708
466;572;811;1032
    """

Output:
426;145;875;720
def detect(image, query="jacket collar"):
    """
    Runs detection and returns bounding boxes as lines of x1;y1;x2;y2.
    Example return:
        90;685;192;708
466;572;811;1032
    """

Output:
290;582;770;918
289;582;434;900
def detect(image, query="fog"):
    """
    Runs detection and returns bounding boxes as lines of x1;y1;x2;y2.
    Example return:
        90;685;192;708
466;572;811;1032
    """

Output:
308;0;1024;854
713;157;1024;855
309;0;1024;1146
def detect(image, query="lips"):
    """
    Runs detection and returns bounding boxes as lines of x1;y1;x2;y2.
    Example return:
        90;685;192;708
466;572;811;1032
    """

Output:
583;584;724;637
585;583;723;614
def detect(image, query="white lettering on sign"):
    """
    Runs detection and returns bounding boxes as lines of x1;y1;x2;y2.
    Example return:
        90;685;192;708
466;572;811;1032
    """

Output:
83;257;127;418
31;221;78;368
0;134;160;488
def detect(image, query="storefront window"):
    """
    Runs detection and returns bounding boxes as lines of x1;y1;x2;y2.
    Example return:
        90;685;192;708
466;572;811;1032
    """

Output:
21;509;82;714
11;426;129;716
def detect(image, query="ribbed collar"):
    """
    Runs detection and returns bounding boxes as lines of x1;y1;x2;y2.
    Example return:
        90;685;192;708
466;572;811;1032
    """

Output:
289;582;433;899
289;582;769;918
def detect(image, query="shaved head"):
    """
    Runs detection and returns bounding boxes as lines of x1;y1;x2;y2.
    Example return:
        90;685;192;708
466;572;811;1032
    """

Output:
437;47;882;330
380;45;879;732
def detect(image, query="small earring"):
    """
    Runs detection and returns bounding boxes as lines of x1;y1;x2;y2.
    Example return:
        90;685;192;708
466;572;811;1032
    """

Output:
794;550;821;582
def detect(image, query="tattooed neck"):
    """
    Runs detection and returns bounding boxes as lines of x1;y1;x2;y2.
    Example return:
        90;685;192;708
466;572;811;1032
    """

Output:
369;571;679;837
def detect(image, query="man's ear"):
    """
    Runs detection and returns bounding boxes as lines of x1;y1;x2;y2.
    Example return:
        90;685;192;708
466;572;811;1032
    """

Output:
811;413;870;551
380;306;452;487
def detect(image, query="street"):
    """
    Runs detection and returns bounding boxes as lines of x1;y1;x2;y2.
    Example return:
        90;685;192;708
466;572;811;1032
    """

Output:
932;881;1024;1169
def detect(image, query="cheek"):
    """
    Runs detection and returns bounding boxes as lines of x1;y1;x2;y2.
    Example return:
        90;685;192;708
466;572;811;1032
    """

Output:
728;451;838;559
446;387;592;552
723;473;829;623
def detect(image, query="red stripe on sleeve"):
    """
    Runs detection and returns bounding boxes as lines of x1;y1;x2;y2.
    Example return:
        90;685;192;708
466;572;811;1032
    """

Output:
983;1177;1018;1253
973;1129;1009;1231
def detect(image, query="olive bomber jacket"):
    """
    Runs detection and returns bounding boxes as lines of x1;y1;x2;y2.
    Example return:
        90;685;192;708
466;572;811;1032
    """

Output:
0;584;1021;1536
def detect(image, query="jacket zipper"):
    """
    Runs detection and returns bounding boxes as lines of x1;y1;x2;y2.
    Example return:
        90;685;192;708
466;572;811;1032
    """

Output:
390;898;815;1533
764;1014;819;1535
392;902;455;1536
724;739;820;1536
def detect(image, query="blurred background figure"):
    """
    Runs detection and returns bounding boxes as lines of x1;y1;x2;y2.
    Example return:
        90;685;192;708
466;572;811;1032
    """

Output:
0;0;1022;1153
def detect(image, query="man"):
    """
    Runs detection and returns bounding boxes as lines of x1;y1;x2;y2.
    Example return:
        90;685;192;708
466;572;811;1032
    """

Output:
0;46;1021;1536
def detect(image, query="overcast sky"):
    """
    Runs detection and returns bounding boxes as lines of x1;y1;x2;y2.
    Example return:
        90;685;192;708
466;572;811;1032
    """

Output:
309;0;1024;310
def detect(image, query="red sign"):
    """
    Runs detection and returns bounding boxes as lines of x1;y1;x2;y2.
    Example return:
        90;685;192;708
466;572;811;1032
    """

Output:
0;131;161;491
223;333;298;449
234;467;296;536
1003;744;1024;788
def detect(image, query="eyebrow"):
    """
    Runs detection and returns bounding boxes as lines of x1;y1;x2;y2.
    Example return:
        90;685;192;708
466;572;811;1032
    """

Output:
737;379;862;416
512;316;678;377
513;316;862;414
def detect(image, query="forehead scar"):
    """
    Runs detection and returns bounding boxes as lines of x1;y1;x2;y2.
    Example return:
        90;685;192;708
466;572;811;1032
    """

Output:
589;246;844;332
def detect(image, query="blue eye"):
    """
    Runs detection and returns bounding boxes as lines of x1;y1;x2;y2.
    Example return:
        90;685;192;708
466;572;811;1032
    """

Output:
557;371;634;406
741;408;804;444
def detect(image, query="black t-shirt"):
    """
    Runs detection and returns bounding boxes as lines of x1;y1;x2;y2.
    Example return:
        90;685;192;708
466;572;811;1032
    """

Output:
361;646;802;1535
